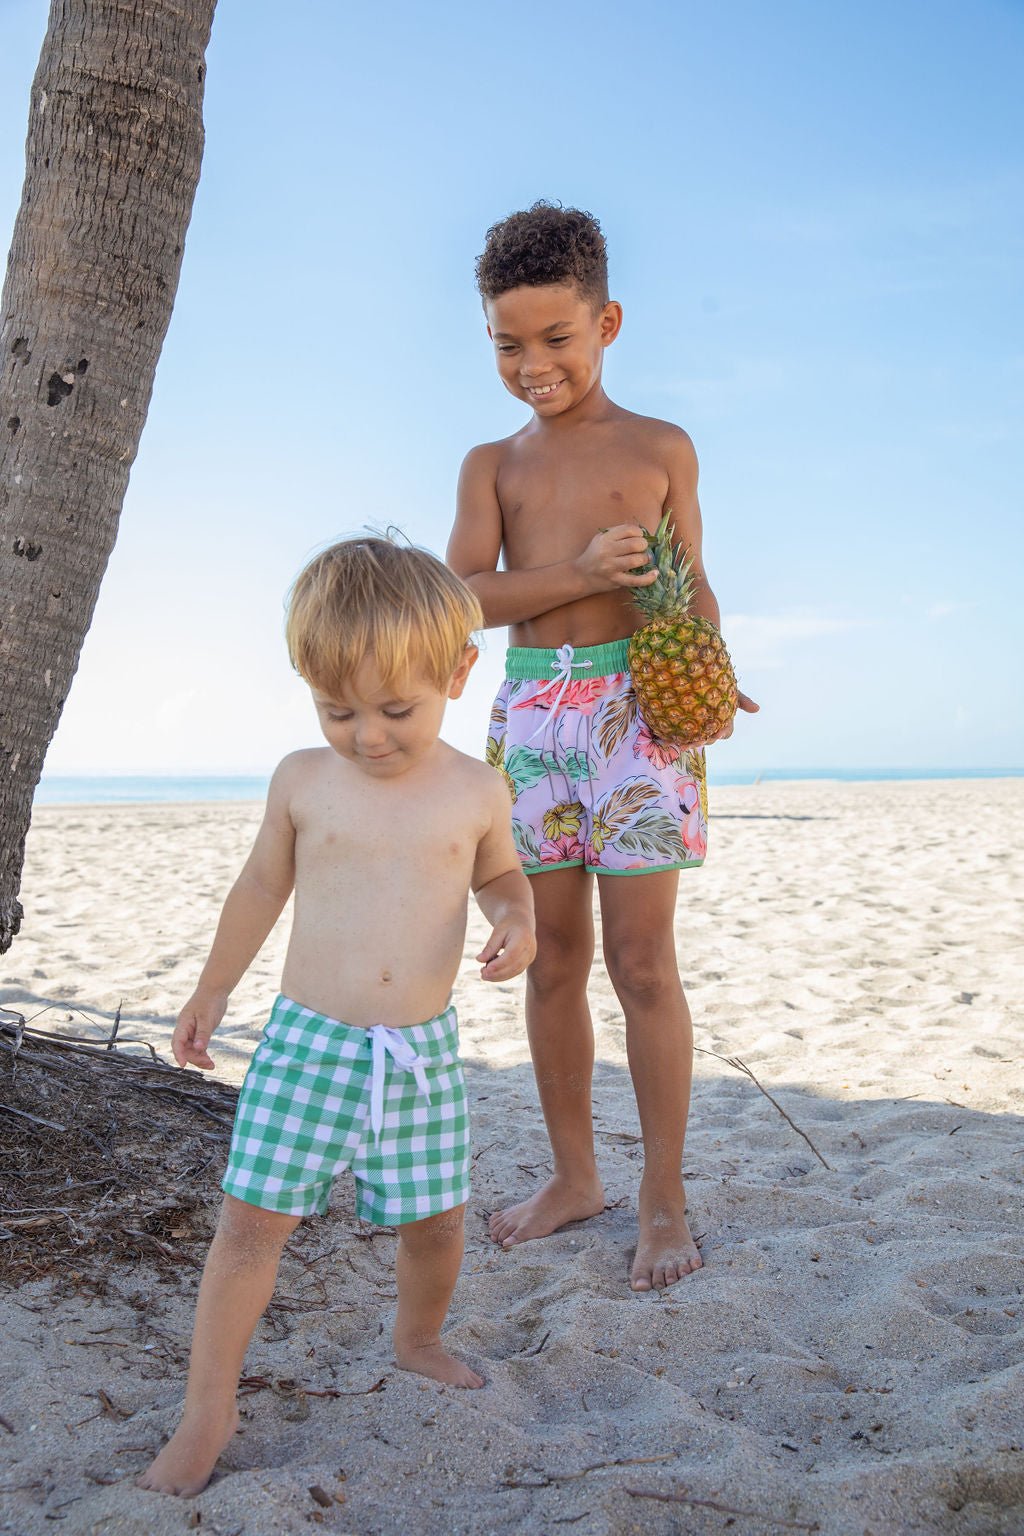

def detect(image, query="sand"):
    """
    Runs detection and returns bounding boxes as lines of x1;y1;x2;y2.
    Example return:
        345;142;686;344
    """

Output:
1;778;1022;1535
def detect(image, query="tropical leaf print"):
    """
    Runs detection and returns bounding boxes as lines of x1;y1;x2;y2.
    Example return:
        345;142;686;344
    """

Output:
512;820;543;865
594;778;663;841
504;745;552;792
554;749;594;783
615;810;687;861
504;745;595;792
490;697;509;734
589;777;662;856
595;691;637;759
484;732;518;801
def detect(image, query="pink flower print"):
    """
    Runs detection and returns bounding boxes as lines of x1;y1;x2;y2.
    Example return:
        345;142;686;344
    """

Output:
634;720;682;770
539;832;585;865
513;675;619;717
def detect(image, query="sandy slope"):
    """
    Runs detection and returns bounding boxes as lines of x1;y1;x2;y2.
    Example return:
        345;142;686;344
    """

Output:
1;778;1022;1535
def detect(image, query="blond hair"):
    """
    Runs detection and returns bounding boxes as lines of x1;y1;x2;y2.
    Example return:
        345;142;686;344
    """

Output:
286;535;483;696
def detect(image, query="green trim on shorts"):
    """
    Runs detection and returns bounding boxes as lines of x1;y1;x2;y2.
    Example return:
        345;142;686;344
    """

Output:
505;639;631;681
523;857;704;876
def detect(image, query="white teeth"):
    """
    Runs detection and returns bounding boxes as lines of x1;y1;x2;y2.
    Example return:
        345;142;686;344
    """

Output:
530;382;560;395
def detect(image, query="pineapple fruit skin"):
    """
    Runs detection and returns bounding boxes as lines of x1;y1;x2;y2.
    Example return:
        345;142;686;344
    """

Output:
627;508;739;748
628;615;739;748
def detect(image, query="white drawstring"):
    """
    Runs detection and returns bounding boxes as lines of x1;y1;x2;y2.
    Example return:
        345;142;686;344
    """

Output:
525;643;594;745
369;1025;432;1141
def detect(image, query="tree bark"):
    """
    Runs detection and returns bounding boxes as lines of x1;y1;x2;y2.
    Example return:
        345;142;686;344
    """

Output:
0;0;217;953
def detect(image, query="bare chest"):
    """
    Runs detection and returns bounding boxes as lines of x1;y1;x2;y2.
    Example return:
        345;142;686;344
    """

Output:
293;790;479;894
497;438;668;566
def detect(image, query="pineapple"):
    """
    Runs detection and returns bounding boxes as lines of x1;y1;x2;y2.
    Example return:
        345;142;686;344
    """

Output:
627;510;738;746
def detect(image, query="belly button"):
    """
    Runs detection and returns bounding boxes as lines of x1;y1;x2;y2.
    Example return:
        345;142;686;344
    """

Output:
381;970;392;984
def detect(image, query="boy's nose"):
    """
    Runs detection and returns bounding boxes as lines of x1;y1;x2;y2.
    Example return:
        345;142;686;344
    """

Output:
520;352;549;378
355;719;387;749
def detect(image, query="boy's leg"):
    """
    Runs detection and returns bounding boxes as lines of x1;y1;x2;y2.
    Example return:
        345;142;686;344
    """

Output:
489;865;605;1246
139;1194;300;1496
599;870;703;1291
394;1203;483;1388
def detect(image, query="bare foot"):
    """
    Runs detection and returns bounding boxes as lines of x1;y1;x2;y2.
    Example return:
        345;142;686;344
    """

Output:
137;1406;240;1497
630;1197;702;1290
488;1173;605;1248
395;1340;484;1388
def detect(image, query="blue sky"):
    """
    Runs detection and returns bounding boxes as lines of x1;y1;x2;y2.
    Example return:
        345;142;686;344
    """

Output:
2;0;1022;774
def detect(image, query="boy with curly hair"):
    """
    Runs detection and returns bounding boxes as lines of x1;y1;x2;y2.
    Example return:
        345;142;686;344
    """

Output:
141;536;535;1497
448;202;756;1291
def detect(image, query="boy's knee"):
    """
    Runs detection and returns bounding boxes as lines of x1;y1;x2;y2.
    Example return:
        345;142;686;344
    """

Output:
604;941;679;1007
399;1204;465;1249
217;1194;299;1254
528;931;592;998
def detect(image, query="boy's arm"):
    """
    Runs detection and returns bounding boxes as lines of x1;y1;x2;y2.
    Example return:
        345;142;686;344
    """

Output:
470;775;536;982
448;444;657;628
664;429;759;735
663;429;719;627
172;758;299;1069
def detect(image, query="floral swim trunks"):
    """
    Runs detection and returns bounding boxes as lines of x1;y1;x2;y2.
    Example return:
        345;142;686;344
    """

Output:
487;639;708;876
222;995;470;1225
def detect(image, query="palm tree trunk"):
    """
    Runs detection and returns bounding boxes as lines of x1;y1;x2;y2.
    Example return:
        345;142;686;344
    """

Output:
0;0;217;953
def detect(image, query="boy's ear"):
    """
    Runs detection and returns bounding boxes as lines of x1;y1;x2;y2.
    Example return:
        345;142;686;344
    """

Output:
600;300;623;347
448;645;478;700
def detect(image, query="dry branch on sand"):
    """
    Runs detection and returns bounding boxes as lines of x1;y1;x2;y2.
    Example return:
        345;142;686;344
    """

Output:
0;1005;236;1292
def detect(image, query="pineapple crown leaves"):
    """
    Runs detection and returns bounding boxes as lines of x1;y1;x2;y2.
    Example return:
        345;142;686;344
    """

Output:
631;508;698;621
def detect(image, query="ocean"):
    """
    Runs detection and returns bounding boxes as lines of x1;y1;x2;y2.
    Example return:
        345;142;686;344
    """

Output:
33;768;1024;806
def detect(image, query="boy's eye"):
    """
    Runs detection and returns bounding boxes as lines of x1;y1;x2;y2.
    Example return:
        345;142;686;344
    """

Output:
327;713;352;723
548;336;569;345
384;707;414;720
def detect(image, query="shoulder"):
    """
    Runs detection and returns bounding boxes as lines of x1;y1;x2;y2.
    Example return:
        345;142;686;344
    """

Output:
459;430;528;477
439;744;506;803
268;748;331;800
622;414;700;492
617;409;697;462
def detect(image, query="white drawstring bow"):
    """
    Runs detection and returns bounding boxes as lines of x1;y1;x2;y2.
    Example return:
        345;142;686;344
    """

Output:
525;643;594;745
369;1025;432;1140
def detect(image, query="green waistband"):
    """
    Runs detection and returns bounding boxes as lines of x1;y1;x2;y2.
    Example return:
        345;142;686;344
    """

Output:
505;639;630;681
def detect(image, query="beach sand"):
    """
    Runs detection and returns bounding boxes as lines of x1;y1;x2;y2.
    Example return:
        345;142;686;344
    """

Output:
1;778;1022;1535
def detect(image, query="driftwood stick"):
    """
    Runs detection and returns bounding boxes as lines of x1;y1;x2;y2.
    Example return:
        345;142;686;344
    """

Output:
105;1001;122;1050
1;1213;71;1229
0;1102;66;1132
503;1454;676;1488
694;1046;832;1169
625;1487;819;1529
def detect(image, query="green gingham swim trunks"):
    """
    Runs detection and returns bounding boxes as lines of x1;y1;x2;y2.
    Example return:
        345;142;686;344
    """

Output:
222;995;470;1225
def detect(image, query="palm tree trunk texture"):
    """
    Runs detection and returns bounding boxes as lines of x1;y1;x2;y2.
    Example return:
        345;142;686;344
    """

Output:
0;0;217;953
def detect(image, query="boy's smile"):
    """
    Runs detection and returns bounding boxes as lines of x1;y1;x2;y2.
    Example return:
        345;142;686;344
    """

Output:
485;283;621;420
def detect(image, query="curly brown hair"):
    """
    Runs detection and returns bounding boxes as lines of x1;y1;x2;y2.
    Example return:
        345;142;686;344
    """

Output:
475;201;609;309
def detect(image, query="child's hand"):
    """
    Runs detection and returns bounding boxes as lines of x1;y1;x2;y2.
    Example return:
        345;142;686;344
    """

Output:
477;918;537;982
575;526;660;593
172;990;228;1070
698;690;761;746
